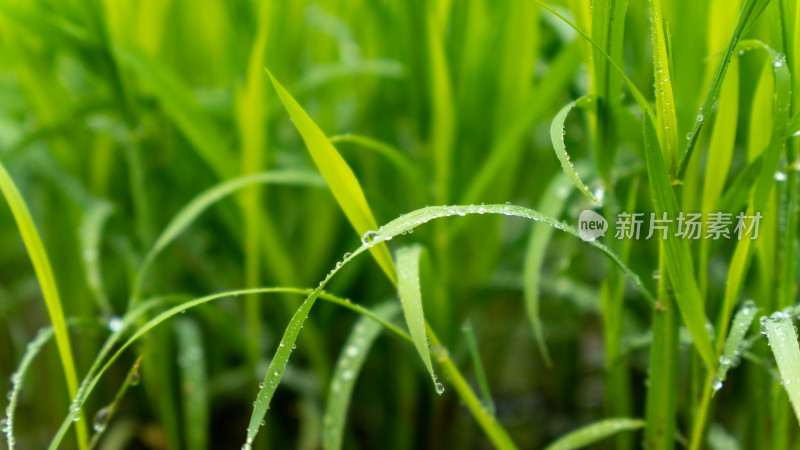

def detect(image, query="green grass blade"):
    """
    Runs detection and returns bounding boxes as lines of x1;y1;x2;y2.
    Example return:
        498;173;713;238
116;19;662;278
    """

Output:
396;244;441;393
550;97;601;205
649;0;680;175
323;302;400;450
461;319;495;416
676;0;771;180
712;300;758;393
49;284;381;449
175;319;209;450
87;357;142;449
0;161;88;448
762;310;800;423
366;203;655;304
3;320;103;450
267;70;396;284
328;134;421;186
132;170;324;301
5;327;56;449
716;40;790;350
523;172;574;366
543;418;645;450
642;113;715;368
79;200;115;315
244;249;368;449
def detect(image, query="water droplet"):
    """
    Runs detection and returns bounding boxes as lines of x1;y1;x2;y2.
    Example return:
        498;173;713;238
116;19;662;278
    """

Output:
107;316;123;333
361;230;378;246
652;269;660;281
711;379;723;391
774;171;788;182
343;252;353;259
273;370;279;376
719;355;732;366
342;370;354;380
93;407;109;432
775;59;784;68
346;346;359;358
258;382;264;389
435;382;445;395
696;114;704;122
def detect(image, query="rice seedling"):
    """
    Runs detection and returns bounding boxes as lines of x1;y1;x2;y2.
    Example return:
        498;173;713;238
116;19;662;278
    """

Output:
0;0;798;448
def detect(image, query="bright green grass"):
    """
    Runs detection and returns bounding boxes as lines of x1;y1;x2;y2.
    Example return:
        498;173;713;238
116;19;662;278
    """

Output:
0;0;799;448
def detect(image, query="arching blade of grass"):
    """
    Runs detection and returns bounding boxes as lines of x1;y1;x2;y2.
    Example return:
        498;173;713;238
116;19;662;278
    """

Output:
396;244;441;393
676;0;772;180
4;319;102;450
762;310;800;423
267;70;396;284
550;96;601;205
543;418;645;450
131;170;324;302
712;300;758;394
649;0;679;175
642;113;715;368
524;171;575;366
0;161;89;448
175;319;209;450
369;203;655;305
328;134;421;187
79;200;115;315
323;302;400;450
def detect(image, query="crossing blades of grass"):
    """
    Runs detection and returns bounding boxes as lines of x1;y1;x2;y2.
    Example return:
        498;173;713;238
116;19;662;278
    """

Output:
550;96;601;205
712;300;758;394
87;357;142;449
267;70;396;283
676;0;772;180
131;170;324;302
396;245;441;394
716;39;790;351
323;302;400;450
523;171;574;366
761;310;800;423
642;113;715;368
543;418;645;450
0;161;88;448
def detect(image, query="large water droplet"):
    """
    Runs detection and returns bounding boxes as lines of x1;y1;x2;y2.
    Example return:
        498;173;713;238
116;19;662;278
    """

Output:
360;230;378;246
435;382;445;395
696;114;704;122
93;407;110;432
711;379;723;391
774;171;788;182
